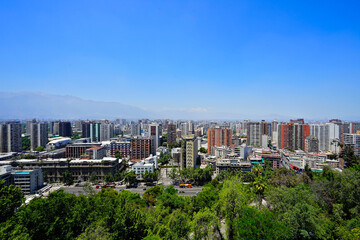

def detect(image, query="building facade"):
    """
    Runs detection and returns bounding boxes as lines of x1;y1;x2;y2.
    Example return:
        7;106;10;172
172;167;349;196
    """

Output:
207;128;233;154
130;138;151;160
30;122;48;151
0;122;22;153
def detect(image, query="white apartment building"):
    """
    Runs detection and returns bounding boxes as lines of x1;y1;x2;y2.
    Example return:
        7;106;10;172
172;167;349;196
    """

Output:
309;123;339;152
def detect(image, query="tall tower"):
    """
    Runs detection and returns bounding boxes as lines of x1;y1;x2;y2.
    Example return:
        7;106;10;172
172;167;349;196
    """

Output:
30;122;48;151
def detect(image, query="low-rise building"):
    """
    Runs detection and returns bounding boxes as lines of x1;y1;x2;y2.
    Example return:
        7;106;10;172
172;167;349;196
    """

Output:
131;154;158;178
12;169;43;195
0;157;123;182
216;158;252;174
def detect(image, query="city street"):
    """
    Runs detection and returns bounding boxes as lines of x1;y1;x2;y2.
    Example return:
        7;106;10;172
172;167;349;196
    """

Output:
62;185;203;196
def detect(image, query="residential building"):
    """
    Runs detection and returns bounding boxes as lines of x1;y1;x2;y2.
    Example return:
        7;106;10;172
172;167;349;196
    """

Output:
110;141;130;158
100;122;114;141
278;123;310;151
82;122;91;138
90;122;101;142
183;135;198;168
207;128;233;154
30;122;48;151
167;123;177;146
309;123;339;152
0;121;22;153
344;133;360;156
305;136;319;153
130;138;151;161
246;122;262;147
149;123;160;155
59;122;72;137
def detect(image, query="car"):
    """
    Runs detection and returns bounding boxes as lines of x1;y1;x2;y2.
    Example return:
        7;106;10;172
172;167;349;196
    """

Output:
143;188;147;191
95;185;101;189
101;185;106;189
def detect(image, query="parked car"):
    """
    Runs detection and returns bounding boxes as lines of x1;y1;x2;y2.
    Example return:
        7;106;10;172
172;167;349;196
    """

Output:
95;185;101;189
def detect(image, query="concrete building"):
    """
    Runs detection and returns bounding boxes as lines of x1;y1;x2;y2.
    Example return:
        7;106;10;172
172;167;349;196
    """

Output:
305;136;319;153
246;122;262;147
26;119;36;135
207;128;233;154
110;141;131;158
82;122;91;138
59;122;72;137
309;123;339;152
30;122;48;151
13;169;43;195
0;158;123;182
167;123;177;146
65;143;102;158
183;135;198;168
100;122;114;141
149;123;160;155
132;155;158;178
84;146;106;160
216;159;252;174
0;165;12;186
0;121;22;153
278;123;310;151
344;133;360;156
90;123;101;142
130;138;151;161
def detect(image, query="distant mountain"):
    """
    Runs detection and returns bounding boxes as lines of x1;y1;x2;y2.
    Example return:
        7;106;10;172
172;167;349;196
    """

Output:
0;92;149;120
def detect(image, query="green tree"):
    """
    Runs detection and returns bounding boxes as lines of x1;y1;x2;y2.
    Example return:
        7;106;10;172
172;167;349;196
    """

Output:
104;173;114;184
35;146;45;152
89;172;98;184
199;147;207;154
22;136;30;151
124;171;137;186
0;180;25;223
340;145;360;168
62;170;74;185
233;207;289;239
252;176;268;208
192;207;223;240
82;182;95;195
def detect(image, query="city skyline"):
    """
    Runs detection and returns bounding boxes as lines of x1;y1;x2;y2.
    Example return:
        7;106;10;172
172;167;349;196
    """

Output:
1;1;360;119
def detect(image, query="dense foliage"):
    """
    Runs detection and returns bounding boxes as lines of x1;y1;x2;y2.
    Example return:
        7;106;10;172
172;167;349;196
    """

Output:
2;163;360;239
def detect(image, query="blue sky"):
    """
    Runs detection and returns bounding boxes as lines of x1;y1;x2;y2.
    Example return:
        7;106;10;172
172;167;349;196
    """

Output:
0;0;359;120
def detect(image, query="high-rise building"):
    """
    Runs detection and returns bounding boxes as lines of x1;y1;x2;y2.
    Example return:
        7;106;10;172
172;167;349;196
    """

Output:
183;135;198;168
167;123;177;146
309;123;339;152
90;123;101;142
82;122;91;138
278;123;309;151
0;122;22;153
149;123;160;155
130;138;151;160
26;119;36;135
246;122;262;147
290;118;305;124
100;122;114;141
30;122;48;151
130;123;141;136
59;122;72;137
110;141;130;158
207;128;233;154
344;134;360;157
305;136;319;153
351;122;360;134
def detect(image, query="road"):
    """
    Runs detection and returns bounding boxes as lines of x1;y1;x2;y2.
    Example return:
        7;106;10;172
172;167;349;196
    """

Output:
63;185;203;196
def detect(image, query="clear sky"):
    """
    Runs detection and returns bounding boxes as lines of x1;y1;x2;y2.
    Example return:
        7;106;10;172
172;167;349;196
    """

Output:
0;0;360;120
